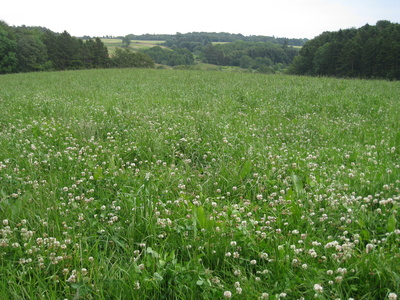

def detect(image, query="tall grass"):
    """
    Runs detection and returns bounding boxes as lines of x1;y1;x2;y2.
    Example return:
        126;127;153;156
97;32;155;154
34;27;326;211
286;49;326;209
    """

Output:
0;69;399;299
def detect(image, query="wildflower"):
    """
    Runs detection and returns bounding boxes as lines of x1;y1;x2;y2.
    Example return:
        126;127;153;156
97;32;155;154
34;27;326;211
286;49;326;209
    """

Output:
67;274;76;283
250;259;257;265
313;283;323;293
261;293;269;299
223;291;232;298
134;280;140;289
335;276;343;283
388;293;397;300
366;243;374;253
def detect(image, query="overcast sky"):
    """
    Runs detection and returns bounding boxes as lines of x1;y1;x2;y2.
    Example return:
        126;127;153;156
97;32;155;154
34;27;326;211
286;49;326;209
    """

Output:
1;0;399;39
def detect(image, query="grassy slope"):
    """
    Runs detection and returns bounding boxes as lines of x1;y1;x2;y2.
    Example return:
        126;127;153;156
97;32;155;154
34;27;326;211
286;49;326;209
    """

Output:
0;69;399;299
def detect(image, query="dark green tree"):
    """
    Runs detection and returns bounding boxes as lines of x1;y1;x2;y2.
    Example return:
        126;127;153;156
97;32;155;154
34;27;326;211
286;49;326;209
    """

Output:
337;38;361;77
202;44;227;65
110;48;154;68
16;34;47;72
122;36;131;47
239;55;254;69
0;23;17;73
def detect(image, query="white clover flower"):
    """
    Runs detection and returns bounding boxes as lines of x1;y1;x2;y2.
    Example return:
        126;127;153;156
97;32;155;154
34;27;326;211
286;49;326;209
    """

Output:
366;243;375;253
223;291;232;298
388;293;397;300
313;283;323;293
279;292;287;298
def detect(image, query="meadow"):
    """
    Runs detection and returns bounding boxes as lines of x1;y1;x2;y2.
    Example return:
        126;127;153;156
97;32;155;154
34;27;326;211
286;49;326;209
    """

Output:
0;69;399;299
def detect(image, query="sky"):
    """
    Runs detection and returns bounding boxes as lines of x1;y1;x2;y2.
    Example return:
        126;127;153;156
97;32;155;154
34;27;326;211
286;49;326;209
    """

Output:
1;0;399;39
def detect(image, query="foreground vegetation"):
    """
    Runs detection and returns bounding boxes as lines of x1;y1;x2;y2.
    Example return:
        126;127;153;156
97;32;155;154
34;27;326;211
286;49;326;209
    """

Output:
0;69;399;299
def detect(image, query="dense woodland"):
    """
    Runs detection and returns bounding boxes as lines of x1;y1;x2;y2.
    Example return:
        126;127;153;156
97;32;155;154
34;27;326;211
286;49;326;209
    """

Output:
0;21;154;73
289;20;400;79
1;19;399;79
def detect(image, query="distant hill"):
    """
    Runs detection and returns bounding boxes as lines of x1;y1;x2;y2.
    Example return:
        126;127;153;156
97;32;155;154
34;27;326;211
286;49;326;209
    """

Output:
118;32;308;47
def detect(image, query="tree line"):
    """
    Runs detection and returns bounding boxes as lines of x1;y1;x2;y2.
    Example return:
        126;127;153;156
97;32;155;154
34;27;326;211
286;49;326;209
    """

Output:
0;21;154;74
289;20;400;80
123;32;308;47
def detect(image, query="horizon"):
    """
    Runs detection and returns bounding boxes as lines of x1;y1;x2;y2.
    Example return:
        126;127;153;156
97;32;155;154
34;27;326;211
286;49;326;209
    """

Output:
2;0;399;40
2;19;397;41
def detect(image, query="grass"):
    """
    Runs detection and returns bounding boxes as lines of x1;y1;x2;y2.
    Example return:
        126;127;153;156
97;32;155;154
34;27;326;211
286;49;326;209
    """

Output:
0;69;399;299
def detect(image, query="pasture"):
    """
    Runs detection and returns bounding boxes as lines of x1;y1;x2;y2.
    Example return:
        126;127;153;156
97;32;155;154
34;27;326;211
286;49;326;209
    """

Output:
0;69;399;299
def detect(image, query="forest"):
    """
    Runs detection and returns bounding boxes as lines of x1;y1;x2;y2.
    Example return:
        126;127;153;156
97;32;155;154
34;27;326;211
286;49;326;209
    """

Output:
289;20;400;80
0;21;154;73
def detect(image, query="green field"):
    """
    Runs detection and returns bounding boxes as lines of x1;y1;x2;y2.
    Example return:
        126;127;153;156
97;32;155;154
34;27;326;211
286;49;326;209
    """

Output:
101;39;166;54
0;69;399;299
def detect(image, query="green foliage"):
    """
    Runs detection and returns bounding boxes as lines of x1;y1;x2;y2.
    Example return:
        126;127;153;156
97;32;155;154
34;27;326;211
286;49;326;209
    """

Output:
110;48;155;68
0;21;110;73
0;24;17;73
289;20;400;79
122;35;131;47
16;34;48;72
141;46;194;66
200;41;299;72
